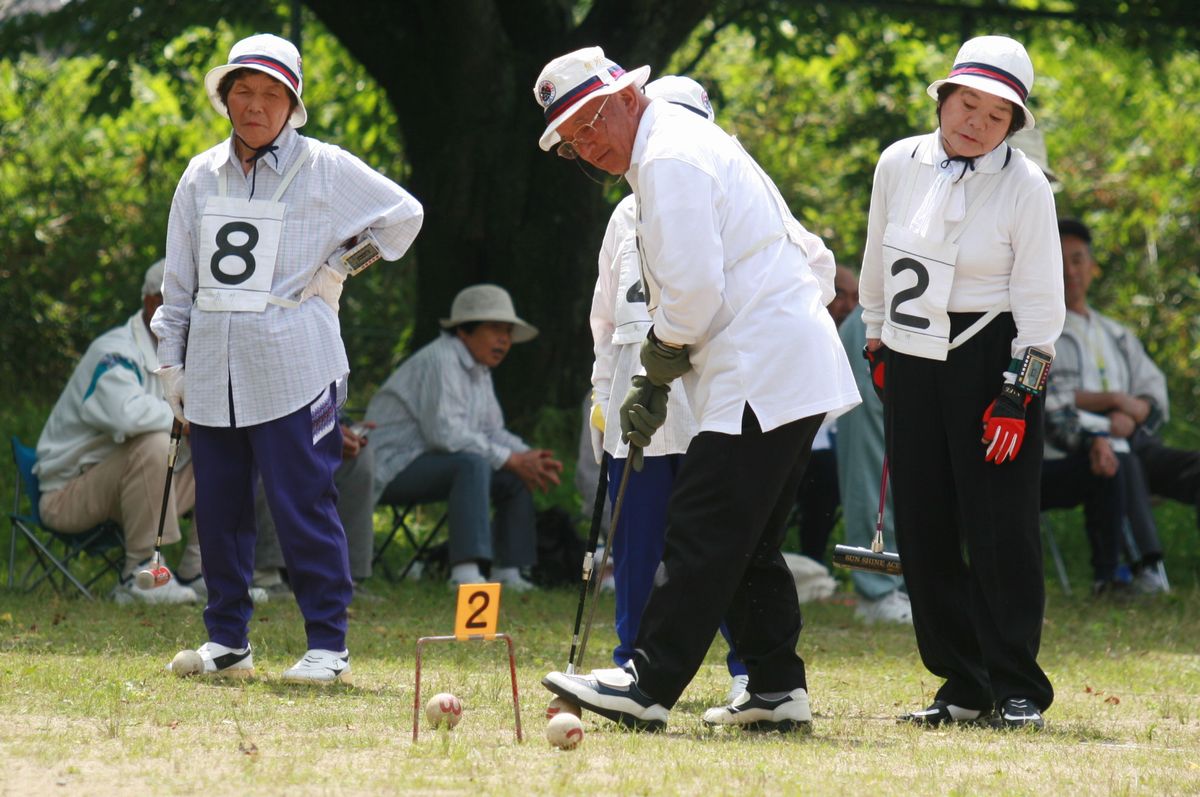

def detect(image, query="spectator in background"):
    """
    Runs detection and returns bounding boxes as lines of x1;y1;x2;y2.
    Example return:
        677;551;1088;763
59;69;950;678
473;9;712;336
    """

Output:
35;260;199;605
792;265;860;565
367;284;563;592
1044;218;1196;594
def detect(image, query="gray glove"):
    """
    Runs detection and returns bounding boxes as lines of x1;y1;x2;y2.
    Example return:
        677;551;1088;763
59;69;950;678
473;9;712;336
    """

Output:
619;375;669;471
640;328;691;386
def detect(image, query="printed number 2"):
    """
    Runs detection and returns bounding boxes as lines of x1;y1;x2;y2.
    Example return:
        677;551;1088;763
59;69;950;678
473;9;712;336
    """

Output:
465;590;489;628
210;221;259;285
888;257;931;330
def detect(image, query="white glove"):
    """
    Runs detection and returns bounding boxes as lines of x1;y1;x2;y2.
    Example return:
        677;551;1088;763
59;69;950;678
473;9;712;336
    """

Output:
299;264;346;314
158;365;185;423
589;402;606;465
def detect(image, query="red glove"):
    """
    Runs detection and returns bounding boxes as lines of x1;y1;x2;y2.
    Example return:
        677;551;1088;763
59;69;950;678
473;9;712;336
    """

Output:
982;384;1032;464
862;345;887;401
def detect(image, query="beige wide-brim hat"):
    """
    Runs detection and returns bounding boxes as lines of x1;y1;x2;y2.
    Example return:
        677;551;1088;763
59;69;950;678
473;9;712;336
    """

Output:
204;33;307;128
439;284;538;343
926;35;1036;131
533;46;650;151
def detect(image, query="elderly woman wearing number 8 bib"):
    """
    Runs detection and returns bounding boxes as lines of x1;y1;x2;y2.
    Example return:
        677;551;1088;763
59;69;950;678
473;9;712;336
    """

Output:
151;33;423;682
859;35;1063;729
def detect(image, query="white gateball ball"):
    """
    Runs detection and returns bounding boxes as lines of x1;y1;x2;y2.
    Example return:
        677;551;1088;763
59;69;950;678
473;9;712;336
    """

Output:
546;712;584;749
170;649;204;677
545;696;582;720
425;692;463;730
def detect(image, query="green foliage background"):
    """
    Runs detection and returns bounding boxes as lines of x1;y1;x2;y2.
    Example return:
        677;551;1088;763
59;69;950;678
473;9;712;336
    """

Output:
1;7;1197;578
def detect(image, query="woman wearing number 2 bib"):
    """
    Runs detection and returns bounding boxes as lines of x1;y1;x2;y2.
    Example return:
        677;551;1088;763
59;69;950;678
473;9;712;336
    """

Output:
859;35;1063;729
151;34;423;683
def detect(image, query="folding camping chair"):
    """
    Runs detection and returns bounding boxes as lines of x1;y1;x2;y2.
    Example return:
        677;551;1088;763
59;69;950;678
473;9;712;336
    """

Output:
8;437;125;600
372;501;448;581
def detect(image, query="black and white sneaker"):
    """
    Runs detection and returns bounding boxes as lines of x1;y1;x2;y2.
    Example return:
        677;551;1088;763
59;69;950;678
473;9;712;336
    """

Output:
995;697;1044;730
702;687;812;732
541;665;668;731
281;649;352;685
900;700;988;727
165;641;254;678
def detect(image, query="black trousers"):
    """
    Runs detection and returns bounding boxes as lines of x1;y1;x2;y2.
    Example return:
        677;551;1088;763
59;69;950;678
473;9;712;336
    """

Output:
632;405;822;707
794;448;840;563
1041;451;1123;582
1131;431;1200;531
885;312;1054;713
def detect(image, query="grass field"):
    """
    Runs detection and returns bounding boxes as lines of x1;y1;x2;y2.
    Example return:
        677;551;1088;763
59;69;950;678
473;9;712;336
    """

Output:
2;573;1198;796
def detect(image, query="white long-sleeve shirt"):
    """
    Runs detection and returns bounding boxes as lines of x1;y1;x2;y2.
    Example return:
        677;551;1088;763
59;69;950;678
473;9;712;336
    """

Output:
152;125;424;427
624;100;860;434
589;195;697;457
35;314;175;492
860;132;1064;359
365;334;529;494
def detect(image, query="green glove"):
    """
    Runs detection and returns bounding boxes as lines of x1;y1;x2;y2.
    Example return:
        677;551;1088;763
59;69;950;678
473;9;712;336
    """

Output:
619;375;670;471
640;328;691;387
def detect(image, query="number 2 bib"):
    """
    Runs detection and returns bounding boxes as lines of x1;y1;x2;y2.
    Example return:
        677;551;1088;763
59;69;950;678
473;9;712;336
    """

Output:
196;144;310;312
880;140;1005;361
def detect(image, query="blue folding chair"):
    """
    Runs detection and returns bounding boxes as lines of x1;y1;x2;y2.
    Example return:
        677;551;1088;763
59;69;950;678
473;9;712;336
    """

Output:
8;437;125;599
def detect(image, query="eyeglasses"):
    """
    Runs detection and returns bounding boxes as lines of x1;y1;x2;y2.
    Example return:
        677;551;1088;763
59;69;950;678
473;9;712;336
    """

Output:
556;95;611;160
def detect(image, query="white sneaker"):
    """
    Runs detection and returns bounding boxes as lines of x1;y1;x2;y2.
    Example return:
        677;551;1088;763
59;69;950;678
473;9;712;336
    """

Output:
447;562;486;590
281;649;352;685
492;567;536;593
727;674;749;704
176;575;269;605
855;590;913;625
703;687;813;732
112;575;198;605
165;641;254;678
1132;565;1169;595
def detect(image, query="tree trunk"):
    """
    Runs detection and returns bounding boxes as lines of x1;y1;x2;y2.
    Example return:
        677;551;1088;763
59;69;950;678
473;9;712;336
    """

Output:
304;0;714;421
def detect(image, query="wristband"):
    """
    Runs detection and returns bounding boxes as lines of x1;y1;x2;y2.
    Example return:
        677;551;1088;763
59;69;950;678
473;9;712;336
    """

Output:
341;238;382;276
1013;347;1052;396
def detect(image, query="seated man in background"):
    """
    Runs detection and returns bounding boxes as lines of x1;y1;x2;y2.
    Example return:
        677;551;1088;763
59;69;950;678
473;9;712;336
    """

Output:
1043;218;1197;594
34;260;199;604
252;420;377;601
366;284;563;591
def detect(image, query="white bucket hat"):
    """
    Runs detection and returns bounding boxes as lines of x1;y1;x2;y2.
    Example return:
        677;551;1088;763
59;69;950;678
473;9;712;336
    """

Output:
644;75;714;122
142;259;165;298
439;284;539;343
926;35;1035;131
1008;128;1059;188
204;33;307;128
534;46;650;151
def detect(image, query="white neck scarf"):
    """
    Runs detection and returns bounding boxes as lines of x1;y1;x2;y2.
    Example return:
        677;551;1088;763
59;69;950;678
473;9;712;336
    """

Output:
908;131;979;242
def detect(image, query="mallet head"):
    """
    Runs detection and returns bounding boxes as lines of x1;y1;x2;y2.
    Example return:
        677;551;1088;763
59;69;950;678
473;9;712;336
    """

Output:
134;565;172;590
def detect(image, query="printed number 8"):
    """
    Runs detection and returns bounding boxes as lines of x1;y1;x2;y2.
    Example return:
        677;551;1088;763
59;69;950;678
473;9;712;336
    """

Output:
210;221;259;285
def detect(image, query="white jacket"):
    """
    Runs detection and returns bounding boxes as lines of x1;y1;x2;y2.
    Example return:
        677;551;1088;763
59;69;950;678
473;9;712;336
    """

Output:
625;101;860;434
35;314;175;492
590;195;697;458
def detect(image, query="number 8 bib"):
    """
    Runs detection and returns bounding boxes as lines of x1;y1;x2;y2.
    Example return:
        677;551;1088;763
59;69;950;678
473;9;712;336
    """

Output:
197;197;285;312
196;144;311;313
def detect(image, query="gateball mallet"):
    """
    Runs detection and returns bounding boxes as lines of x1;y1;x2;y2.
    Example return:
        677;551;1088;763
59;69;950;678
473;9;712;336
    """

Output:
573;447;635;673
565;452;609;674
134;418;183;590
832;455;902;576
